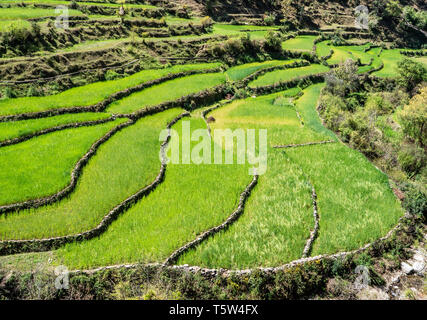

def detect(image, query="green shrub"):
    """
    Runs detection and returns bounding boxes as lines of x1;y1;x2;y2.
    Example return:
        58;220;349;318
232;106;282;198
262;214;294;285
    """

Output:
402;185;427;220
365;93;394;115
263;15;275;26
398;87;427;147
264;31;282;52
105;70;122;81
26;85;41;97
397;58;427;92
319;93;347;131
1;87;16;99
398;144;426;176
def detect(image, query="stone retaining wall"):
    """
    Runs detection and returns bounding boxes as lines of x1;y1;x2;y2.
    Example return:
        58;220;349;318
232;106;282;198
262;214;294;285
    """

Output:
238;60;310;88
164;175;259;265
273;140;336;149
249;73;326;96
69;215;409;279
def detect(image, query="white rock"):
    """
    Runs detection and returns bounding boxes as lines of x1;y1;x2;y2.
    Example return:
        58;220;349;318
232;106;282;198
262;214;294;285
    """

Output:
413;253;425;262
412;261;425;274
401;262;414;274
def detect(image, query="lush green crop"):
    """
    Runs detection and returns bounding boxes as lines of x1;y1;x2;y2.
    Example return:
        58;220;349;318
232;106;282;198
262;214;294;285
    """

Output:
373;49;406;77
285;143;404;255
0;109;183;240
0;119;126;206
211;88;329;147
225;60;301;81
2;1;157;9
0;112;111;142
295;83;337;139
282;35;317;52
107;72;226;114
0;63;221;116
316;40;333;58
180;84;403;268
212;24;278;38
248;64;329;88
179;151;313;269
0;7;84;20
59;117;251;269
178;90;329;268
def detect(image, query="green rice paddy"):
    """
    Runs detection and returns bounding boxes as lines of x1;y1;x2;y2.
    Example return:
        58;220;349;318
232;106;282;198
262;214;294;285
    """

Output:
248;64;329;88
0;118;126;206
0;26;409;272
0;109;182;239
0;63;221;116
0;112;111;142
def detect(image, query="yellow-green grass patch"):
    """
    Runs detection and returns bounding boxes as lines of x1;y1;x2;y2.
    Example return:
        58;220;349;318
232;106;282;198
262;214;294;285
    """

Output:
286;143;404;255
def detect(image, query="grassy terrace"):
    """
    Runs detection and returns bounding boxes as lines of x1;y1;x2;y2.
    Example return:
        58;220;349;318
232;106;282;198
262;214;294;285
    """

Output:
178;83;403;268
179;88;329;268
179;151;313;269
212;24;279;40
0;63;221;116
248;64;330;88
2;1;157;9
282;35;317;52
315;41;383;72
0;112;111;142
0;109;182;240
107;72;227;114
0;7;84;20
210;89;329;147
286;143;404;255
295;83;337;139
373;49;406;77
0;19;30;32
59;117;251;269
225;59;302;81
0;119;126;206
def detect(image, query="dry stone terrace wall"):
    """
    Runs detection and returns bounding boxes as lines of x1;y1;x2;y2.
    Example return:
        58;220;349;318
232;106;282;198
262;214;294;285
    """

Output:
68;215;412;280
0;67;222;122
0;112;190;256
249;73;326;96
302;186;320;258
273;140;336;149
164;175;259;266
237;60;311;88
124;84;230;120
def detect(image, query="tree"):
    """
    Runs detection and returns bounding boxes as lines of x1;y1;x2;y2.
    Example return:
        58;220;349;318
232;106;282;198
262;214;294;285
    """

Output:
325;59;360;97
398;86;427;147
397;58;427;92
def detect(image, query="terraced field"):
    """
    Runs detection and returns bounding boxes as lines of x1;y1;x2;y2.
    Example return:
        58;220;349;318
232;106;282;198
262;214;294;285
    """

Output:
0;3;421;281
0;54;405;270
